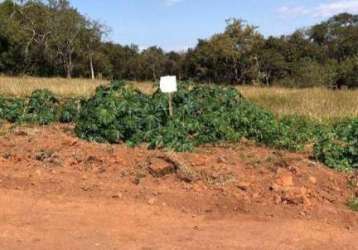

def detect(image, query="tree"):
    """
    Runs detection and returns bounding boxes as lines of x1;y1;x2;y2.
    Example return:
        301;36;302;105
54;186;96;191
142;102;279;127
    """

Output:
309;13;358;61
49;1;87;78
186;19;263;84
80;20;107;79
138;46;166;81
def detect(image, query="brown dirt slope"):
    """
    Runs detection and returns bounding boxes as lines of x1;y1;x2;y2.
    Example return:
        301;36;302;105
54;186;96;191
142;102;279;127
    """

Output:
0;124;357;250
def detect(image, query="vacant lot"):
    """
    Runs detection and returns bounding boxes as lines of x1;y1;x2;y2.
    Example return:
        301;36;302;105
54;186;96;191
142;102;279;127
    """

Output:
0;77;357;249
0;124;357;249
1;76;357;121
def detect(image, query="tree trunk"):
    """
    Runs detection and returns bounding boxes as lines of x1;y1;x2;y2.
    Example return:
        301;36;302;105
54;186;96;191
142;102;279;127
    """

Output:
89;54;95;80
152;65;157;81
66;53;73;79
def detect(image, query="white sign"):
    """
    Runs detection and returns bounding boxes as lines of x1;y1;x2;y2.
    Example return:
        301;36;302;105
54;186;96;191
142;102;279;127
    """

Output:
160;76;177;93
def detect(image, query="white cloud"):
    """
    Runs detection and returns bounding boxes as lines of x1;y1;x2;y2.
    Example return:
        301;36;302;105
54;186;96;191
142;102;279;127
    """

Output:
277;5;310;18
277;0;358;19
315;0;358;17
163;0;184;6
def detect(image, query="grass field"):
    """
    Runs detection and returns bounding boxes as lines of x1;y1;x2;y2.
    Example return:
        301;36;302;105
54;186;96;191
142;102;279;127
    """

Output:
239;86;358;122
0;76;357;121
0;76;104;98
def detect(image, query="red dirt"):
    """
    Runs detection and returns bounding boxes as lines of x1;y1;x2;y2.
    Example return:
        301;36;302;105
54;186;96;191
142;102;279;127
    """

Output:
0;124;357;249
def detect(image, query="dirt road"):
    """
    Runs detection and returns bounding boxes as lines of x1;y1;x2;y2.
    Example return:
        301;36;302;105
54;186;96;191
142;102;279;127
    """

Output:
1;190;357;250
0;125;357;249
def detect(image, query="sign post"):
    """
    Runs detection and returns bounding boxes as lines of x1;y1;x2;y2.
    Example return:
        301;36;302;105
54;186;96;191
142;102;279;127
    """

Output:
160;76;177;117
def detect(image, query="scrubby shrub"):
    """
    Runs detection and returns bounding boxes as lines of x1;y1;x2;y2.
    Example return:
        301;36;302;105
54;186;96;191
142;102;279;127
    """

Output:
336;57;358;88
0;97;25;123
0;89;81;124
314;118;358;170
75;81;318;152
59;99;81;123
275;115;320;151
22;89;59;124
348;197;358;211
1;81;356;170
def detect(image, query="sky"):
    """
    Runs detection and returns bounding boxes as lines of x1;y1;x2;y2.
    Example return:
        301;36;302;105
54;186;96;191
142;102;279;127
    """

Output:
70;0;358;51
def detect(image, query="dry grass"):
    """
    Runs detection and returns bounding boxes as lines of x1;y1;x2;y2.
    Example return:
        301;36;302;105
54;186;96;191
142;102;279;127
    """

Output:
0;76;357;121
239;86;358;122
0;76;106;97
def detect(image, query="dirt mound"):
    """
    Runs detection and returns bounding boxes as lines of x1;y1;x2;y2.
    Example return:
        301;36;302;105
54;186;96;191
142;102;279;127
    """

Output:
0;124;357;249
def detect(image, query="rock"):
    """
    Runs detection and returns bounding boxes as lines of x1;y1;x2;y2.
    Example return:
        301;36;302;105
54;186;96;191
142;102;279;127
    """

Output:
112;193;123;199
237;182;250;191
270;183;281;192
276;174;294;187
217;156;228;164
274;194;282;204
148;157;176;177
288;166;300;175
309;176;317;185
281;187;308;205
252;193;260;199
14;130;28;136
148;198;156;205
190;156;208;167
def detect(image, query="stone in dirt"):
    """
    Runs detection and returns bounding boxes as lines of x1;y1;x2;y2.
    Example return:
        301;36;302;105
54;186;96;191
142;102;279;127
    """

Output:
148;198;156;205
147;157;176;177
281;187;309;205
112;193;123;199
309;176;317;185
275;173;294;187
237;182;250;191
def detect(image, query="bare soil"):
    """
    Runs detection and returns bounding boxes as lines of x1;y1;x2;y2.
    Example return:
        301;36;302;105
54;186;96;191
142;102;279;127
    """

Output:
0;124;357;250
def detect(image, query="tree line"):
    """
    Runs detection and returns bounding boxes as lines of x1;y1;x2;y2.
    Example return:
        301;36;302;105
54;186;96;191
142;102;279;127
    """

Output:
0;0;357;88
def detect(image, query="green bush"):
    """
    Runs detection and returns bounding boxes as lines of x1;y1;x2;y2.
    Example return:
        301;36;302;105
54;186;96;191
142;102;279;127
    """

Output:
314;118;358;170
1;81;356;170
275;115;321;151
75;81;318;152
348;197;358;211
0;89;81;124
59;99;81;123
75;81;357;169
0;97;25;123
22;89;59;124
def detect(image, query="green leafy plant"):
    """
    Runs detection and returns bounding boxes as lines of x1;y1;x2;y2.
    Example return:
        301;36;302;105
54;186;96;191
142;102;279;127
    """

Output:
0;89;81;124
75;81;318;152
22;89;60;125
0;97;25;123
314;118;358;170
59;99;81;123
347;197;358;211
1;81;357;170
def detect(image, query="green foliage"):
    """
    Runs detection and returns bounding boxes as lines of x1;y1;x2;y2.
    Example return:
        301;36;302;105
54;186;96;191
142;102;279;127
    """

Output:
0;97;25;123
59;99;81;123
22;89;59;124
76;81;357;169
347;197;358;212
0;0;358;87
0;89;80;124
314;119;358;170
75;81;317;153
336;57;358;88
276;116;320;151
1;81;357;170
